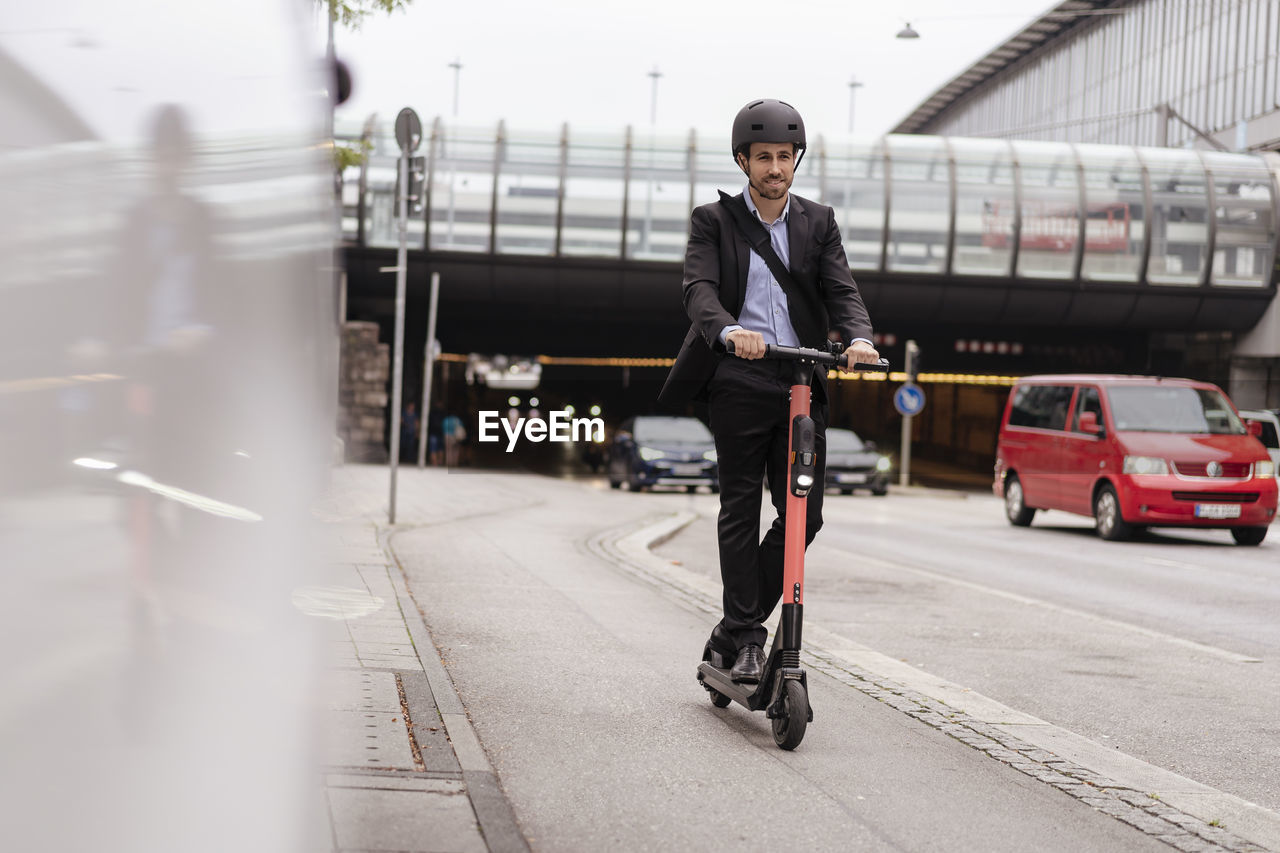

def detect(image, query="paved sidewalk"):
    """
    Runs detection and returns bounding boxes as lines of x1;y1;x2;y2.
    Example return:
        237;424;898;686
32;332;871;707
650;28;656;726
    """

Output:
309;466;528;853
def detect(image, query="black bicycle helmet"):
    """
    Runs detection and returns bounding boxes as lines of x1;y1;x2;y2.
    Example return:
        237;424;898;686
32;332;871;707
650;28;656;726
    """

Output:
731;98;806;169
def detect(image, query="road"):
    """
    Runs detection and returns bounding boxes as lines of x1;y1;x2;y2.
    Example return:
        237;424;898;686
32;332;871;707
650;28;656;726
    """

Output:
652;485;1280;813
386;467;1280;851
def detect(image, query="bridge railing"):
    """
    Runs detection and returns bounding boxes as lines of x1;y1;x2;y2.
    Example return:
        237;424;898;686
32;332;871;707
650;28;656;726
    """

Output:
337;118;1279;292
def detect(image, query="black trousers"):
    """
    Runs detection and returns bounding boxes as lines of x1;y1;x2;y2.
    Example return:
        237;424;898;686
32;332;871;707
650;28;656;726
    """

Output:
706;357;827;650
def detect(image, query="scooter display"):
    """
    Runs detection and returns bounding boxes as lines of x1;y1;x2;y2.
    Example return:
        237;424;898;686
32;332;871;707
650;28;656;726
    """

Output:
697;341;890;750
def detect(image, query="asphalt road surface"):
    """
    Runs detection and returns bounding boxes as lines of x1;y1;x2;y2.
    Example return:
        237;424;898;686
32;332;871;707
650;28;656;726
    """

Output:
653;485;1280;814
389;469;1279;850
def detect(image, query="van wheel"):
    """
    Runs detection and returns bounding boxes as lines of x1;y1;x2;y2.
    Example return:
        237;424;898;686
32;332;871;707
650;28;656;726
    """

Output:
1004;475;1035;526
1231;527;1267;546
1094;484;1132;541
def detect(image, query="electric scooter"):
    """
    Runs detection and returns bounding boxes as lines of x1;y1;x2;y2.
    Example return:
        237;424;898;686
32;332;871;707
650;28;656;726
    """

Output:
697;341;890;750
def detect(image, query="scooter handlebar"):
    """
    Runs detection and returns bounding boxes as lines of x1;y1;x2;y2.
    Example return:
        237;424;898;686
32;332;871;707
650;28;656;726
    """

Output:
725;339;890;371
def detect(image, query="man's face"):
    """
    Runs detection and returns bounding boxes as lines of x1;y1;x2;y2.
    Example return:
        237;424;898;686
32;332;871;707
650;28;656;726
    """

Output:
737;142;795;201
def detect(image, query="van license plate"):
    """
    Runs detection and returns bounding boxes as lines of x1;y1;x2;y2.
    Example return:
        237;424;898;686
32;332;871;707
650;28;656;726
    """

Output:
672;464;703;475
838;473;867;484
1195;504;1241;519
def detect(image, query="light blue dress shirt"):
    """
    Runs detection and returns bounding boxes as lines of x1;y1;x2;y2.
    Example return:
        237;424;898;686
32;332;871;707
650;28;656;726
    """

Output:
719;186;873;351
719;184;799;347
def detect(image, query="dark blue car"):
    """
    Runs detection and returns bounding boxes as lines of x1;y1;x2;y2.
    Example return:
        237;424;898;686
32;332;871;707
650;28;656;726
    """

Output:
608;416;718;493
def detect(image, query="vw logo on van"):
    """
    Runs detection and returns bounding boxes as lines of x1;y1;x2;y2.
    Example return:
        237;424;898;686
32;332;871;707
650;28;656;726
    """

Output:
1206;461;1223;478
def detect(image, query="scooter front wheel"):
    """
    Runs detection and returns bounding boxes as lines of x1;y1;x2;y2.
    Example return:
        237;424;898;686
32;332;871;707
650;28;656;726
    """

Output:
771;680;808;750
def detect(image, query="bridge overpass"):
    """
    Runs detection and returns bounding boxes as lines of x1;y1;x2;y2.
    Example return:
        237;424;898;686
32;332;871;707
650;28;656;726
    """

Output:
339;119;1280;401
337;117;1280;422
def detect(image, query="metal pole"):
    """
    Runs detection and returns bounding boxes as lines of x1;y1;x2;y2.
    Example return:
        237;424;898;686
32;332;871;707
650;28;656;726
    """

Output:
847;77;862;134
643;66;661;255
446;59;462;246
843;77;861;234
388;150;409;523
449;58;462;117
899;414;913;488
899;338;919;488
417;272;440;468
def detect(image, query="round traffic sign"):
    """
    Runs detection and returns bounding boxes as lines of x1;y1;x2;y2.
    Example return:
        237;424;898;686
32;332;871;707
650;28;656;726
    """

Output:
395;107;422;153
894;383;926;417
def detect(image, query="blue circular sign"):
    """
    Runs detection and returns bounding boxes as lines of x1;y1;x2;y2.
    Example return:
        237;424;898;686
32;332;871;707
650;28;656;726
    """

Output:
894;383;926;417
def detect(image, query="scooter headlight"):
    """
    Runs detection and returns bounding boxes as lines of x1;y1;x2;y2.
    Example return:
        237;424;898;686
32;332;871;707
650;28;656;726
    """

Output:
1122;455;1168;476
795;474;814;490
1255;460;1275;479
638;446;665;461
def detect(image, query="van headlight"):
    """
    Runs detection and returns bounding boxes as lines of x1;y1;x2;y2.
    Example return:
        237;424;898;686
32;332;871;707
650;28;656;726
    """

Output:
1122;455;1168;475
638;447;665;461
875;456;891;472
703;449;717;462
1256;461;1275;479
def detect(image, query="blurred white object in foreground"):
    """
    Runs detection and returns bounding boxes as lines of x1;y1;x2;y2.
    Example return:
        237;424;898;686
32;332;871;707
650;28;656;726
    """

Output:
0;1;338;850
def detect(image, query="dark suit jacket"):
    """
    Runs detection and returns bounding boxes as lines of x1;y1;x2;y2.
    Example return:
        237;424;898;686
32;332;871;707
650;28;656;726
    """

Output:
658;191;874;407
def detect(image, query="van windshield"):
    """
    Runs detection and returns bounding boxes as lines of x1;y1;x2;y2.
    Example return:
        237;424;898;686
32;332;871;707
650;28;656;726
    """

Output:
1105;386;1245;435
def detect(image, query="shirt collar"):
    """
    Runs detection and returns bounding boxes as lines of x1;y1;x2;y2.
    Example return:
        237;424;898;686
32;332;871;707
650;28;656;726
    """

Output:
743;183;790;226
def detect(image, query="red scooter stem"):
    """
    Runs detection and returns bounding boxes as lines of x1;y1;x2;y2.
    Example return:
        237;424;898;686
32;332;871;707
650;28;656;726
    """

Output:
783;381;810;607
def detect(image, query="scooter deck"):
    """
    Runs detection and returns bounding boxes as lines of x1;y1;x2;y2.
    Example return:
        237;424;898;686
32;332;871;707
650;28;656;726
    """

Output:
697;661;772;711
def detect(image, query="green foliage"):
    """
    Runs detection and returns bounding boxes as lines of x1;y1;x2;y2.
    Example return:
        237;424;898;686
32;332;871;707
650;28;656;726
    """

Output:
333;138;374;171
321;0;413;30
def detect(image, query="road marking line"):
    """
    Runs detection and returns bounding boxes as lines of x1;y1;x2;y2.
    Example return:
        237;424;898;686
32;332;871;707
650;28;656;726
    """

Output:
1143;556;1208;571
852;552;1262;664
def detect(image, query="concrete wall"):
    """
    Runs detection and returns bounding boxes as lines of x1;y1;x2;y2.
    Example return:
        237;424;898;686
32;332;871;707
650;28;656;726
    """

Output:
338;321;389;463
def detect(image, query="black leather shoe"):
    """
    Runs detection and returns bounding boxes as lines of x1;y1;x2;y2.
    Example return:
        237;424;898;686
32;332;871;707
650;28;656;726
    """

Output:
702;625;737;669
730;644;765;684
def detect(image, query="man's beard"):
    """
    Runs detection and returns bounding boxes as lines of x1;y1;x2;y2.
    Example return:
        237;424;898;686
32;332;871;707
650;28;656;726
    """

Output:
752;173;789;201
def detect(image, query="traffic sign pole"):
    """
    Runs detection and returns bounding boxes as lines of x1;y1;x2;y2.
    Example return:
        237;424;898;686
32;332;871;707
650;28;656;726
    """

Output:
416;272;440;469
896;340;923;488
389;108;422;524
898;415;909;487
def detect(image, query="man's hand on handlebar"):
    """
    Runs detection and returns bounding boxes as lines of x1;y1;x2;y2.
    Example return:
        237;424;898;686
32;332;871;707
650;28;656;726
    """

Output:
726;329;766;360
843;340;880;368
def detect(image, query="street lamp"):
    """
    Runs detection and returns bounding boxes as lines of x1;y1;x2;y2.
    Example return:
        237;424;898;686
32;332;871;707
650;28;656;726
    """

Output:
843;77;863;238
847;76;863;134
642;65;662;255
445;57;462;245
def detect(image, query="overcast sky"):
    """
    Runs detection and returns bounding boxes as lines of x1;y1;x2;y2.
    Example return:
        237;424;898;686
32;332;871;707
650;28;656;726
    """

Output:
321;0;1060;141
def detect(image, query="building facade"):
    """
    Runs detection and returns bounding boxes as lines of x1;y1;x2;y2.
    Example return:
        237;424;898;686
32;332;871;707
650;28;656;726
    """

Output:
895;0;1280;406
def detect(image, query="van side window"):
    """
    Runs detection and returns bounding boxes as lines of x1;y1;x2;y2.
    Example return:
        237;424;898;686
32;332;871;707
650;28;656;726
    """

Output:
1071;387;1102;432
1259;421;1279;449
1009;385;1074;431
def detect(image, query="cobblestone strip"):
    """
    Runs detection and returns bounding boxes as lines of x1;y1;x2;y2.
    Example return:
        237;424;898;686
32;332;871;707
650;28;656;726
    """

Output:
801;649;1265;853
588;515;1270;853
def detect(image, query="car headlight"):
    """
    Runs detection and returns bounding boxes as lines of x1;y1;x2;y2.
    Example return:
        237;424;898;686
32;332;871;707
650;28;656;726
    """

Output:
1122;455;1168;475
638;447;665;461
1256;460;1275;479
875;455;891;472
703;449;717;462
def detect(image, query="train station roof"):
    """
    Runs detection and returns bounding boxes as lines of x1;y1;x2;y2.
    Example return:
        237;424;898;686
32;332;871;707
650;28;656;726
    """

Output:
892;0;1134;135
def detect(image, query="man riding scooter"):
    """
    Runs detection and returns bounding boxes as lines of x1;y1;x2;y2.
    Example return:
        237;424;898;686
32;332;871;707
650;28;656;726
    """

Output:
658;98;880;685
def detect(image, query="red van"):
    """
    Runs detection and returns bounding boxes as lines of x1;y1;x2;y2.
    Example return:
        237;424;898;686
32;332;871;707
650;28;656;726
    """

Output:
993;375;1277;545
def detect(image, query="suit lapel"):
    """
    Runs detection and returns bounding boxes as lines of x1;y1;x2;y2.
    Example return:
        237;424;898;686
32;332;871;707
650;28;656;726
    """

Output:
729;194;751;315
786;195;807;278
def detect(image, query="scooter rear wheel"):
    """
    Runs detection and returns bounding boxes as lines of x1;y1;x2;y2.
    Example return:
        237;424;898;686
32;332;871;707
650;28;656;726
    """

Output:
771;680;808;750
707;688;731;708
